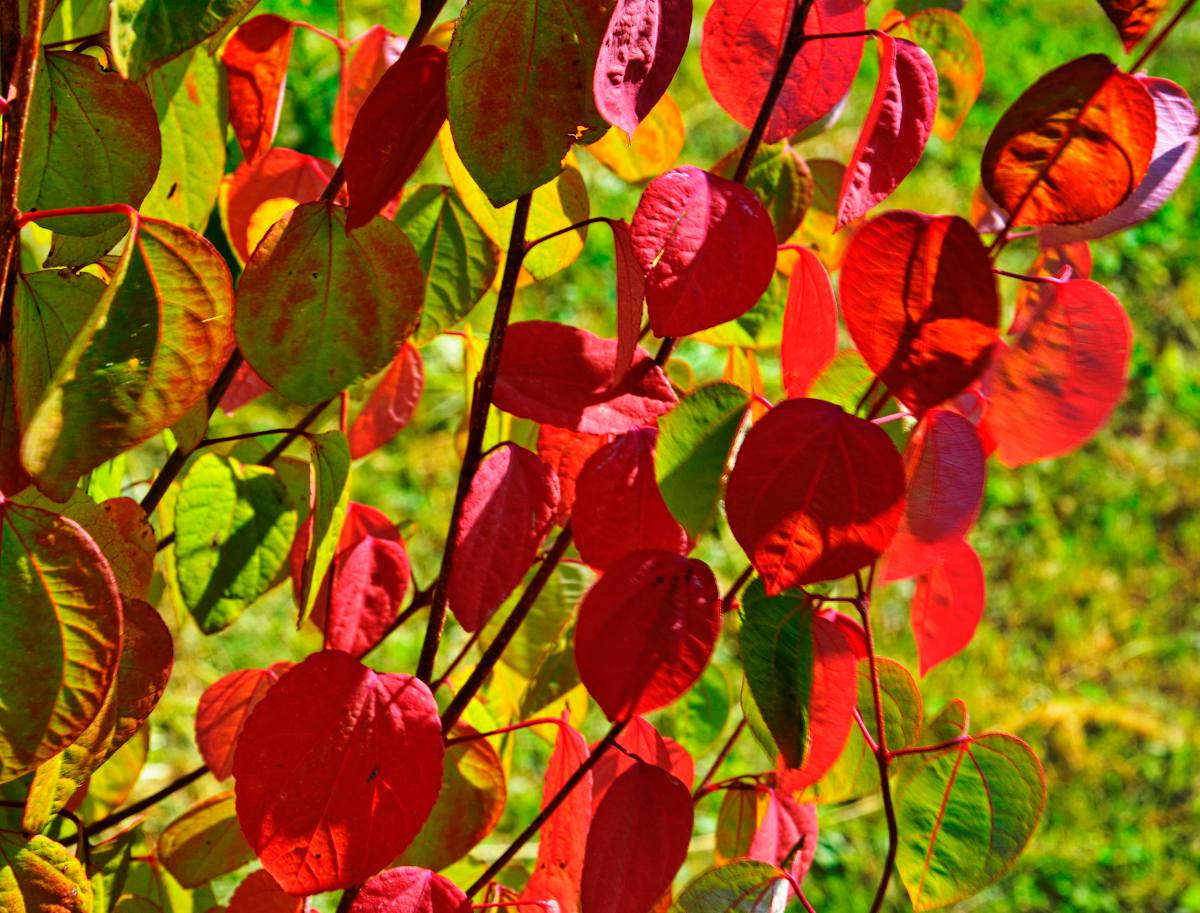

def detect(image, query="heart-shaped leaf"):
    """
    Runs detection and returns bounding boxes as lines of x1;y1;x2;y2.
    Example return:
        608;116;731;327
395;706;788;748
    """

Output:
591;716;695;808
350;867;471;913
1097;0;1168;51
332;26;406;154
889;9;983;142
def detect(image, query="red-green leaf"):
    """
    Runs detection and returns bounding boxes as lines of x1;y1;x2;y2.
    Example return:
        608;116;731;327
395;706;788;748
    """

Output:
575;549;720;720
631;166;777;337
911;540;985;676
349;345;425;459
232;650;444;895
350;867;471;913
226;868;303;913
671;859;790;912
725;399;906;591
890;9;984;142
839;211;999;414
196;663;292;780
0;833;91;912
223;15;294;164
780;247;838;398
1097;0;1168;51
158;791;256;889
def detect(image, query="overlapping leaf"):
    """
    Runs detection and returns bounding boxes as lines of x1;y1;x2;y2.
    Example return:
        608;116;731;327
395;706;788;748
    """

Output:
0;833;91;912
592;716;695;807
349;344;425;458
350;867;471;913
333;26;406;154
296;432;351;628
890;9;984;141
158;791;256;888
1097;0;1168;50
780;248;838;398
713;141;815;243
195;662;293;780
111;0;259;79
224;15;294;164
226;868;303;913
670;860;790;913
587;93;686;183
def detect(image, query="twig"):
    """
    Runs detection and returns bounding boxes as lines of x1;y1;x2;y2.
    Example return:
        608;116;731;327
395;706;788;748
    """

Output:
693;718;748;799
83;765;209;837
1131;0;1198;72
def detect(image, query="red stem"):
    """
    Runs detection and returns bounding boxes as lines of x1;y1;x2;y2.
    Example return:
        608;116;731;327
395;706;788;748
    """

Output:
17;203;139;228
1131;0;1198;72
887;735;972;761
854;708;880;755
693;718;749;799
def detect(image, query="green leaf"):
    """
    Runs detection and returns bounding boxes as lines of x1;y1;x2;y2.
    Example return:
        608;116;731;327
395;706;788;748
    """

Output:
0;496;122;783
714;787;759;864
235;201;425;404
656;382;750;538
0;346;31;495
445;0;613;206
296;431;351;628
896;732;1046;911
88;824;141;913
42;225;130;270
75;727;148;823
653;661;733;757
397;185;501;344
738;581;814;769
670;860;790;913
110;0;259;80
714;142;814;243
21;217;235;500
141;47;228;231
24;51;161;236
157;791;255;888
174;453;297;634
487;561;593;678
0;832;92;912
43;0;109;45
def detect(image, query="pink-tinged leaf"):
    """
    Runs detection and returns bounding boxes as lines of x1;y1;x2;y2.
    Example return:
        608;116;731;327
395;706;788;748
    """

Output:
344;46;449;230
1041;77;1198;244
911;540;985;676
610;219;645;383
631;166;777;336
518;720;592;913
220;362;272;416
725;399;906;592
537;425;613;525
349;344;425;459
233;651;443;895
591;717;695;810
333;27;407;155
448;444;560;632
702;0;867;142
594;0;692;138
781;246;838;398
219;148;337;264
749;790;819;885
575;550;720;720
573;428;689;571
494;321;677;434
580;761;694;913
195;663;292;780
227;869;304;913
882;409;985;582
351;867;471;913
224;15;295;164
837;36;938;228
983;279;1131;466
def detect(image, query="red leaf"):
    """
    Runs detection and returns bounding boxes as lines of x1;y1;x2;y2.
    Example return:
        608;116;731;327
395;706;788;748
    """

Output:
581;760;693;913
610;219;645;383
631;166;777;336
748;790;819;885
227;869;304;913
344;46;448;230
775;614;858;790
1097;0;1168;51
594;0;692;138
836;36;938;228
224;15;295;164
220;362;272;415
983;279;1131;466
232;650;443;895
494;321;677;434
448;444;560;632
839;211;999;413
818;608;867;660
882;409;985;582
350;867;471;913
911;539;985;676
591;716;695;810
220;148;336;263
575;549;720;720
349;343;425;459
1010;242;1093;334
518;720;592;913
195;663;292;780
725;399;906;592
701;0;866;142
781;246;838;398
536;425;613;525
573;427;689;570
333;27;406;154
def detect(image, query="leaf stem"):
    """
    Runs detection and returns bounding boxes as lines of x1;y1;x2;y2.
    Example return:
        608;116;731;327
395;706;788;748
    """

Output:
443;716;568;746
83;764;209;838
1131;0;1198;72
887;735;971;761
524;217;612;253
723;564;756;612
417;192;534;685
693;717;748;799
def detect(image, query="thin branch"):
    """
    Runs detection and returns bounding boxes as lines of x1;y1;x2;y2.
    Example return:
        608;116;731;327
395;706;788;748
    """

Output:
444;716;568;746
84;765;209;837
257;399;333;466
431;627;483;689
693;717;748;799
524;217;612;253
1131;0;1198;72
887;735;971;761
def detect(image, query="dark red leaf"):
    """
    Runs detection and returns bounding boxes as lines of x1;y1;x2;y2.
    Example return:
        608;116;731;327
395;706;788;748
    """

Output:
882;408;985;582
749;789;819;885
536;425;613;525
344;46;449;230
591;716;695;810
594;0;692;138
350;867;471;913
911;539;985;676
195;662;292;780
1097;0;1168;51
448;444;560;632
224;15;295;164
573;427;689;570
575;549;720;720
580;761;693;913
781;246;838;398
725;399;906;592
232;650;443;895
983;279;1131;466
701;0;866;142
518;719;592;913
333;27;406;154
494;321;677;434
631;166;777;336
836;36;938;228
839;211;1000;413
610;219;645;383
227;869;304;913
349;343;425;459
220;362;272;416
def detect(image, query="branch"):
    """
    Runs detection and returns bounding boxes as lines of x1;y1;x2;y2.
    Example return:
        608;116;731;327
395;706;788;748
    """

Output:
83;764;209;837
1132;0;1198;72
693;717;747;799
